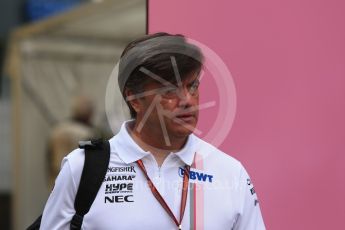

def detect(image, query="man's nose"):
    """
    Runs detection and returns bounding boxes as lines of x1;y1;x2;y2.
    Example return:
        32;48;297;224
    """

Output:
178;87;193;107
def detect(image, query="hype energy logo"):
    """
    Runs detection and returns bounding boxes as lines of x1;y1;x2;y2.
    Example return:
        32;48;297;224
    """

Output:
179;167;213;183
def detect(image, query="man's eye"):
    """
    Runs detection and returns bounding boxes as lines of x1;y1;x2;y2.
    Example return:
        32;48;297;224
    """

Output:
189;81;200;92
160;87;178;98
165;87;177;93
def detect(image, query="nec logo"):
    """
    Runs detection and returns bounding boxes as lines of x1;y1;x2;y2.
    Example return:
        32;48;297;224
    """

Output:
104;195;134;203
178;167;213;183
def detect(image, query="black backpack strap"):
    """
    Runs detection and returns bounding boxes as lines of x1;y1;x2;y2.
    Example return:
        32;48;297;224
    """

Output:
26;214;42;230
70;140;110;230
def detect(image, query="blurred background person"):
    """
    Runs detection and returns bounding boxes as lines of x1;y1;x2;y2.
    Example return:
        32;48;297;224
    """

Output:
47;95;99;190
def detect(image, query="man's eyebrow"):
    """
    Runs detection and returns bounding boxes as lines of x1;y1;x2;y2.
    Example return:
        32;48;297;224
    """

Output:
187;78;200;86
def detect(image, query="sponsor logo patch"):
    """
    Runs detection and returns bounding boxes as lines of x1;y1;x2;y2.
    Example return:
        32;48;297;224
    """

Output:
103;174;135;182
104;195;134;203
178;167;213;183
107;166;136;173
104;165;137;203
105;183;133;194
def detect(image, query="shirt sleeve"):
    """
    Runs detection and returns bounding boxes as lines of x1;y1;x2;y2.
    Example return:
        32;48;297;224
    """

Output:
40;158;78;230
233;164;266;230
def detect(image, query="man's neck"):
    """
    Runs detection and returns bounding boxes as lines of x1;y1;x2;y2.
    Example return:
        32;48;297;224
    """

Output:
127;121;188;166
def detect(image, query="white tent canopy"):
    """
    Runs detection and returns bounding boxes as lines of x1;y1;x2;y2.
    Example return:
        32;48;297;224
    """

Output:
6;0;146;228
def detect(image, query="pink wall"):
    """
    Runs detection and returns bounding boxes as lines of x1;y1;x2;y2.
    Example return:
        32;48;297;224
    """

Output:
149;0;345;229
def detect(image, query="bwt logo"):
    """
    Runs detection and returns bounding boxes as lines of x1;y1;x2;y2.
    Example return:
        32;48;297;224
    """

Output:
179;167;213;183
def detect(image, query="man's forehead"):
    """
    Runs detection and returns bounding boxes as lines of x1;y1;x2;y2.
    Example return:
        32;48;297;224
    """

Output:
147;71;200;86
183;71;200;82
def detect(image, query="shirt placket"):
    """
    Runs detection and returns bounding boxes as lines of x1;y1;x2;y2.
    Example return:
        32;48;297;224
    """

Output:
143;154;166;195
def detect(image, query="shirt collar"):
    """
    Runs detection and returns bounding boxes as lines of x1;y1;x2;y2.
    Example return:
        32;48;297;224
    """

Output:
110;120;150;164
110;120;198;166
173;134;198;166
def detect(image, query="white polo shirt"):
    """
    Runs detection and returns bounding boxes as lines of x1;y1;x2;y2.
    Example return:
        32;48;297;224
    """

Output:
40;121;266;230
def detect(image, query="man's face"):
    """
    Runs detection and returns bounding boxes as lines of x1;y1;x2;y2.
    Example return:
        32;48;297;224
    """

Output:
133;71;200;146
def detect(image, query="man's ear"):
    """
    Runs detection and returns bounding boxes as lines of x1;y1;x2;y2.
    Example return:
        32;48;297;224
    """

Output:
124;88;141;113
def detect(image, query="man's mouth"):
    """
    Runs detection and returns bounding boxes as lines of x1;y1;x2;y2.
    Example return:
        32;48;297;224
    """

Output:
175;113;195;122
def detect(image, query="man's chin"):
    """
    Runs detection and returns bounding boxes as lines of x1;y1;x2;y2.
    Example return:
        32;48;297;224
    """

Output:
170;123;196;138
